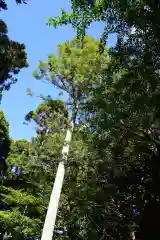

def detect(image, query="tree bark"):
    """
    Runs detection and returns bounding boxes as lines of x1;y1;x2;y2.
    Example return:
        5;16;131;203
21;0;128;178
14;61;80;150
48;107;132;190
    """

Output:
41;122;74;240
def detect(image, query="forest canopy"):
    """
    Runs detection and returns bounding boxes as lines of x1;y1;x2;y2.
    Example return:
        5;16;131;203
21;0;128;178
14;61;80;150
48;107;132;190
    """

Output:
1;0;160;239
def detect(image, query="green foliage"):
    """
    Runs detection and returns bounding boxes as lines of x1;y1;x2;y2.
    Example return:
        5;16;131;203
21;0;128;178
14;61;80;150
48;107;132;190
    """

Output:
0;208;41;238
44;1;160;239
3;1;160;238
25;98;68;135
81;1;160;239
46;0;110;37
33;36;109;126
0;0;28;99
0;100;71;239
0;138;43;239
33;36;108;100
0;110;10;176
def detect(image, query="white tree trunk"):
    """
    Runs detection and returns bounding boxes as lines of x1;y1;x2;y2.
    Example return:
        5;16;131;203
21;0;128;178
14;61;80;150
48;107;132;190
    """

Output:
131;231;136;240
41;124;73;240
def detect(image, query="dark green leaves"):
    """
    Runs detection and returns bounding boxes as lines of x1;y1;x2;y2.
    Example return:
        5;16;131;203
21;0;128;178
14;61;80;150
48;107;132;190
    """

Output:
0;0;28;99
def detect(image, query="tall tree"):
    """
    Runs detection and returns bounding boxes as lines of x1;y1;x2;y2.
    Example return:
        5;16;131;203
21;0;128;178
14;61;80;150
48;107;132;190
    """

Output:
33;35;108;240
45;1;160;239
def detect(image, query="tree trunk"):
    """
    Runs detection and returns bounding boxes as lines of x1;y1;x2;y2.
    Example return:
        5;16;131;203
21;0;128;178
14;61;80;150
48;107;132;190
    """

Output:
130;231;135;240
41;122;74;240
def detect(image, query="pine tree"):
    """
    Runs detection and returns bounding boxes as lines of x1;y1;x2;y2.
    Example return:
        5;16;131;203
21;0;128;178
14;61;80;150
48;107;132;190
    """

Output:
33;35;109;239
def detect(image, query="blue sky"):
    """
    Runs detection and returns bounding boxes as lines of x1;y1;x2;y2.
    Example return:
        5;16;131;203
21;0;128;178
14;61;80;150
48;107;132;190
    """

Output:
0;0;116;141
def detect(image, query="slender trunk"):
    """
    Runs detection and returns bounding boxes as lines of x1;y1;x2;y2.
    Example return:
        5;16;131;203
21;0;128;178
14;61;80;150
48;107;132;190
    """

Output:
41;121;74;240
130;231;135;240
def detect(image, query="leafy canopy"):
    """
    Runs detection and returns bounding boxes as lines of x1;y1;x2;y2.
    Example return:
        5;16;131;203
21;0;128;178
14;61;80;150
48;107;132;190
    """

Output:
33;35;108;106
0;0;28;99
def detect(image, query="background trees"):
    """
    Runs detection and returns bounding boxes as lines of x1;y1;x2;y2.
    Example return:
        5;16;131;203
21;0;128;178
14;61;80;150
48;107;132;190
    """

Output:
0;0;28;99
1;0;160;239
0;99;68;239
45;0;160;239
0;110;10;182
